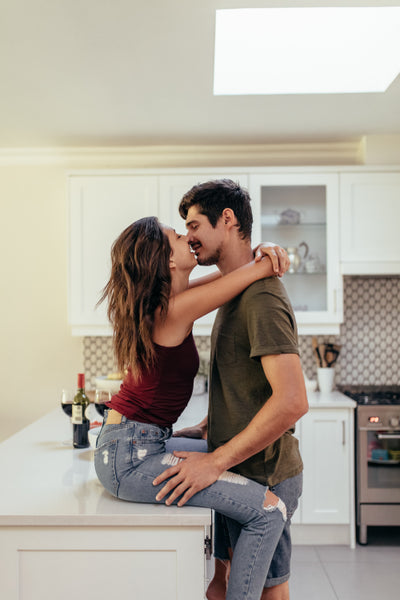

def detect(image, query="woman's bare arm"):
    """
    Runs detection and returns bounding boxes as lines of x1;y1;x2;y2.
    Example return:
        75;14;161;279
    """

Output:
188;270;222;289
167;257;276;330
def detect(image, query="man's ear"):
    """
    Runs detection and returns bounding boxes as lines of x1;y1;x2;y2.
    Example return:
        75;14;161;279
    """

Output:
222;208;236;227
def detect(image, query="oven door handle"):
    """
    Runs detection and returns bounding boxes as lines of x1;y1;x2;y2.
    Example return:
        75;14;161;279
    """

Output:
377;433;400;440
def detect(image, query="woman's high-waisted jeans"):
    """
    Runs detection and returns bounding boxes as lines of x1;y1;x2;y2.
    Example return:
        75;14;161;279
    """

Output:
94;412;287;600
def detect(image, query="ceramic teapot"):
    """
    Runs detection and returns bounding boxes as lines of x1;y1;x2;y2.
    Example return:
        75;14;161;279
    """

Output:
285;242;309;273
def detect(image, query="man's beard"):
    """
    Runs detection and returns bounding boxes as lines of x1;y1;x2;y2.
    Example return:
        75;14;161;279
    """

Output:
196;246;222;267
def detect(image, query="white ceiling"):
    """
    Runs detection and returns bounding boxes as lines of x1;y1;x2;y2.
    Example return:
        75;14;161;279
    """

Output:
1;0;400;148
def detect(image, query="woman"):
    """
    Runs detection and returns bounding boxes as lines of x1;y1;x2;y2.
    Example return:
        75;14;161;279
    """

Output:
95;217;289;600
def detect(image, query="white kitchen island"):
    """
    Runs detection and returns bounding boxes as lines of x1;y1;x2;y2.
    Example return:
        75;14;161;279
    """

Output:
0;400;212;600
0;388;357;599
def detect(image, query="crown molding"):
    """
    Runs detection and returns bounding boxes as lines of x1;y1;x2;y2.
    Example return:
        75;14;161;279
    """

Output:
0;140;365;167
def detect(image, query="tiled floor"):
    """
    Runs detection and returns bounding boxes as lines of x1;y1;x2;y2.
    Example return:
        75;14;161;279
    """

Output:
289;527;400;600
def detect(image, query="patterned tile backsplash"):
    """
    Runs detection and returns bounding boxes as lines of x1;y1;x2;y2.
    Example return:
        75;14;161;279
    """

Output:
83;276;400;388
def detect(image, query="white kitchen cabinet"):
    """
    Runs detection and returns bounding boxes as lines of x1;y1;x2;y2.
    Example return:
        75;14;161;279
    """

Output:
1;527;208;600
290;397;356;548
159;173;249;335
68;170;249;336
340;171;400;274
249;172;342;335
68;174;158;335
67;166;400;336
299;406;354;525
68;168;344;336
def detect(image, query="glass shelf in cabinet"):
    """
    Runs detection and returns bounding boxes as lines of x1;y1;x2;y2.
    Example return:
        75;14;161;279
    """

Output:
283;270;326;276
261;221;326;228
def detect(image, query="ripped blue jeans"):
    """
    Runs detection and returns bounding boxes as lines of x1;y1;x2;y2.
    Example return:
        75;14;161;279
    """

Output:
94;412;287;600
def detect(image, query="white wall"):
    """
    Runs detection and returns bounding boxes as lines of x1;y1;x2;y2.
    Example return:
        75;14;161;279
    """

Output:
0;165;82;441
363;134;400;164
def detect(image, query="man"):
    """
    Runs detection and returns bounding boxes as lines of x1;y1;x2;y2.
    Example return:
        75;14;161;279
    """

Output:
153;179;308;600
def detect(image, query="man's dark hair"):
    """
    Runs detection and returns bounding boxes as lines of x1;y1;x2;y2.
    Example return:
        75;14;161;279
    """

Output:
179;179;253;241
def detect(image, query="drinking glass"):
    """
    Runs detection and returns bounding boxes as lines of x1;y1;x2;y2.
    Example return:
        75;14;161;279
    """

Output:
61;389;73;417
94;389;111;417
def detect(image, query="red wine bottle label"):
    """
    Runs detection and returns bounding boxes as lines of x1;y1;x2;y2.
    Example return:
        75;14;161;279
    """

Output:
72;405;83;424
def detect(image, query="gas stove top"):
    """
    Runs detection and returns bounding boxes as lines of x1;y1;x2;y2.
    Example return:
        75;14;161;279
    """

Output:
340;386;400;406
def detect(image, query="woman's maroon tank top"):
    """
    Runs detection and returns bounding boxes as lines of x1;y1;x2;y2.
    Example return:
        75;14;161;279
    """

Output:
107;333;199;427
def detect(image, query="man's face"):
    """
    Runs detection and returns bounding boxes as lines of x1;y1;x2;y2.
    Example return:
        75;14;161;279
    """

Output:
185;206;225;266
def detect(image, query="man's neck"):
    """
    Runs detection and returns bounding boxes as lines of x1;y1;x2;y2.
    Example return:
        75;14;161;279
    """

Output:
217;240;254;275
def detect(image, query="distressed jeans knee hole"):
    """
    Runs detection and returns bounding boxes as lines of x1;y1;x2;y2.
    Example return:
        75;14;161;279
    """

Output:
263;490;287;522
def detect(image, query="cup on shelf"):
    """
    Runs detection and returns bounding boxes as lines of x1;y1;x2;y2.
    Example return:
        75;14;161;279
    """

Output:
305;253;322;274
317;367;335;393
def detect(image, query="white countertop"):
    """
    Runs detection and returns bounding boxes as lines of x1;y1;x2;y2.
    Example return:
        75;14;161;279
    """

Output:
0;389;354;527
177;389;356;421
0;407;211;527
306;390;356;408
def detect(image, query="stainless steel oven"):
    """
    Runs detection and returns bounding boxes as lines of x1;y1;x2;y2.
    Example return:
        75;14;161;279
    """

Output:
342;388;400;544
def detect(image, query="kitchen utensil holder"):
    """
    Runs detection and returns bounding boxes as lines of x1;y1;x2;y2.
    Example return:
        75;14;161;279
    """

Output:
317;367;335;393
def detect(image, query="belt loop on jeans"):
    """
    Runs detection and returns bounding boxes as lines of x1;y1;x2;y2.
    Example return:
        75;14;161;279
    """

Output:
105;409;123;425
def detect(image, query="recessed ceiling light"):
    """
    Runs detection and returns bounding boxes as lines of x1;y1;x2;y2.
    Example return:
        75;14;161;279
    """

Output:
214;7;400;95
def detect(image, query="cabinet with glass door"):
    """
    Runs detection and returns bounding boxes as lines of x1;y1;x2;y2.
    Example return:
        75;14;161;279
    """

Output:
249;172;342;334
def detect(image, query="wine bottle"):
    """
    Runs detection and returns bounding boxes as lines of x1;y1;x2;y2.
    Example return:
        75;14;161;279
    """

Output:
72;373;90;448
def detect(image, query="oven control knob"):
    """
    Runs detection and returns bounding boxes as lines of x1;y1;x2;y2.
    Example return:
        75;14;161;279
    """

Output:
389;416;400;428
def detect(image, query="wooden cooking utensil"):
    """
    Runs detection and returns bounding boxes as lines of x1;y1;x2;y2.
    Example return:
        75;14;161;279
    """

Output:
318;344;327;367
324;343;340;368
312;337;323;367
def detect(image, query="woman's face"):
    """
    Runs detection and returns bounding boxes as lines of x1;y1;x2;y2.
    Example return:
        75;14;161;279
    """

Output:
163;226;197;271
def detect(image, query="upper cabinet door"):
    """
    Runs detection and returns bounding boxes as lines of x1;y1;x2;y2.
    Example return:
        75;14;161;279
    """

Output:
69;175;158;335
340;172;400;274
159;173;249;335
249;172;342;335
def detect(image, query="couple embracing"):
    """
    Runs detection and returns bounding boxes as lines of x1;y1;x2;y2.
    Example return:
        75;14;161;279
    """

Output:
95;179;308;600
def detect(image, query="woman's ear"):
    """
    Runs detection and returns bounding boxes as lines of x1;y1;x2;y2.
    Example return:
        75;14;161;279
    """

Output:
169;256;176;270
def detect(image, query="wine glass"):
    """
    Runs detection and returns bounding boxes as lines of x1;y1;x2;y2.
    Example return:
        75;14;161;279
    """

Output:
94;389;111;417
61;389;73;417
60;389;74;446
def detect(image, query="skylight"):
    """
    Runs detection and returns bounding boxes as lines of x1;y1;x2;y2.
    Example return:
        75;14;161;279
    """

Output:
213;7;400;95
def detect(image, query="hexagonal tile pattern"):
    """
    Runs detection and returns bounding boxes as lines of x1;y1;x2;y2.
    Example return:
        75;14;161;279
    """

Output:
83;276;400;388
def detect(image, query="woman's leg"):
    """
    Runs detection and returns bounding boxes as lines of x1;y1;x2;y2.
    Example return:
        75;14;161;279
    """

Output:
165;436;208;453
95;421;286;600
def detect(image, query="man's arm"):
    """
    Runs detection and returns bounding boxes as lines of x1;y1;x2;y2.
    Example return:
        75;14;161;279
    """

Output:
153;353;308;506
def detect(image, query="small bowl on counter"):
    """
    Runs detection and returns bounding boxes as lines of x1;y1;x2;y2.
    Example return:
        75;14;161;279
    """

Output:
95;375;123;394
303;373;318;393
88;426;102;449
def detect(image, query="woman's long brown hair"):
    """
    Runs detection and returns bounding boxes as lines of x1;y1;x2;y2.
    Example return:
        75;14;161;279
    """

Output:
98;217;172;379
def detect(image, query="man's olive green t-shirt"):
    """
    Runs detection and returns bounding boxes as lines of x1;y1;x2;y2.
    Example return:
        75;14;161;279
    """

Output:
208;277;303;487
